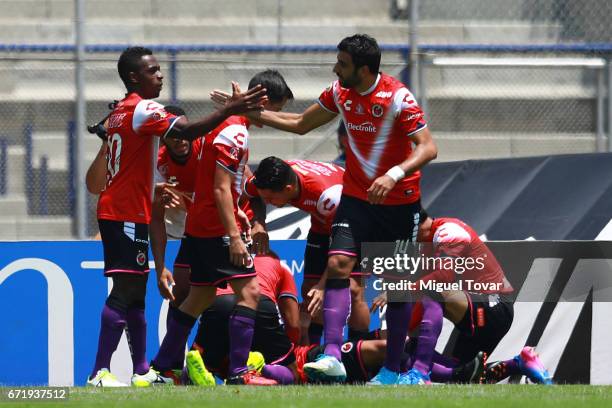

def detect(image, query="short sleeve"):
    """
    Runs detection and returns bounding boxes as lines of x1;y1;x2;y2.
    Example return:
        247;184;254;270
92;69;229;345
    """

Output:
277;263;298;301
213;124;248;174
243;176;260;198
317;82;340;114
133;100;180;138
393;89;428;137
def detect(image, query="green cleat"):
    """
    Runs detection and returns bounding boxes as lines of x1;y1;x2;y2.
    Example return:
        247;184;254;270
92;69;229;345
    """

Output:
247;351;265;374
186;350;216;386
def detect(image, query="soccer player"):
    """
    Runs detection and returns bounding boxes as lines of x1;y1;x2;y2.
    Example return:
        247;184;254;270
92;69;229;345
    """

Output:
149;70;294;385
188;253;299;385
244;156;371;343
214;34;438;383
84;46;266;387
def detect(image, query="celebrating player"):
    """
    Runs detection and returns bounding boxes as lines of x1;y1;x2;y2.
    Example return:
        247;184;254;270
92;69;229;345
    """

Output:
245;156;371;343
213;34;437;383
84;46;266;387
149;70;293;385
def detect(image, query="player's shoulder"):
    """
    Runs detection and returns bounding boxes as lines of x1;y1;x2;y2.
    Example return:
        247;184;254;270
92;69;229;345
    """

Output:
213;116;249;146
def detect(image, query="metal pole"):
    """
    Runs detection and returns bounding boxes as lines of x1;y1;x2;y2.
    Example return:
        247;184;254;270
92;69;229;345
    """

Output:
74;0;87;239
596;66;606;152
608;59;612;152
409;0;419;96
169;50;178;105
418;53;428;115
276;0;283;46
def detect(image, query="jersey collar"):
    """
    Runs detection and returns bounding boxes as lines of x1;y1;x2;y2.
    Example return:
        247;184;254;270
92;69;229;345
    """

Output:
359;73;381;96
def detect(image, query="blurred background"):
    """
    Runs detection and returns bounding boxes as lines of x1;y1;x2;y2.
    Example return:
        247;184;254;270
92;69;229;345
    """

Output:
0;0;610;239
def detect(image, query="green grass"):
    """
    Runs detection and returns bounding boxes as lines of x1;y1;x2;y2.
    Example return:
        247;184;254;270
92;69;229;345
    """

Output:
2;385;611;408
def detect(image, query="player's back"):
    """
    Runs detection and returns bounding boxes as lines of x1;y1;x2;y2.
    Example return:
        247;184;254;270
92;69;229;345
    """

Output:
98;93;178;224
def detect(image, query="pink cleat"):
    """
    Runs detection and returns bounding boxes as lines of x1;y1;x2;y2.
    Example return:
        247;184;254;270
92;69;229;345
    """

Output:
517;347;553;385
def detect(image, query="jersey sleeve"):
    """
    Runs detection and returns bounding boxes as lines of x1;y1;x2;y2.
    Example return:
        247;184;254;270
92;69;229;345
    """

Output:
213;124;248;174
317;82;340;114
277;263;298;301
133;100;180;138
393;88;428;137
243;175;260;198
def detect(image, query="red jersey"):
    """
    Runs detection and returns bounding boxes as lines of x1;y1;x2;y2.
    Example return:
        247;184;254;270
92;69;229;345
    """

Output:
216;255;298;304
420;218;513;294
318;73;427;205
155;138;203;238
244;160;344;234
97;93;179;224
185;116;250;238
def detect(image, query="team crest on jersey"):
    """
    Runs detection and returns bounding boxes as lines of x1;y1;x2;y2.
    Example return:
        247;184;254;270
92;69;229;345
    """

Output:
136;251;146;266
152;110;167;121
355;103;365;115
229;147;240;159
341;342;353;353
372;104;384;118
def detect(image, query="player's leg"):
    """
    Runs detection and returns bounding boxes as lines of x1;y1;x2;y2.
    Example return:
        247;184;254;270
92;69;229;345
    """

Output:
399;295;442;384
226;275;261;382
301;278;324;344
347;276;370;341
89;219;149;387
302;231;331;344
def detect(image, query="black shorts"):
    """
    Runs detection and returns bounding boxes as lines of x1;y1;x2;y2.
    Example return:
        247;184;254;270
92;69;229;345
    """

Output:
329;195;422;259
173;238;190;269
451;293;514;363
196;294;295;377
307;341;368;383
184;235;256;287
304;231;329;279
98;219;149;276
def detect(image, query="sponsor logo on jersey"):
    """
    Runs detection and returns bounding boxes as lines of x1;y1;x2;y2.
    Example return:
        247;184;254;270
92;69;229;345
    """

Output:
343;100;352;111
136;251;146;266
347;122;377;133
303;199;317;206
372;104;384;118
405;112;424;121
355;104;365;115
375;91;393;98
341;342;354;353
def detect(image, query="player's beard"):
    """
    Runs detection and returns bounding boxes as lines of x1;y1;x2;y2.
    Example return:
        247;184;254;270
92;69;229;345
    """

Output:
339;70;360;88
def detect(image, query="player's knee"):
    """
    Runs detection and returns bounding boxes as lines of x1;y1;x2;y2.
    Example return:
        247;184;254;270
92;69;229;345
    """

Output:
326;255;354;278
236;278;260;308
349;278;365;301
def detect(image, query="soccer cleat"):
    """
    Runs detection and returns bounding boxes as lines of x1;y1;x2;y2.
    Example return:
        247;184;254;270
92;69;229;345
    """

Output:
185;350;215;386
161;369;183;385
87;368;128;387
131;368;175;387
368;366;400;385
303;354;347;383
398;368;431;385
247;351;265;374
454;352;486;384
226;369;278;386
517;347;553;385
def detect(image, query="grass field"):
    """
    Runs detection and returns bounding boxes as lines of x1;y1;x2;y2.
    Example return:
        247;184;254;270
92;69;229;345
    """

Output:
2;385;611;408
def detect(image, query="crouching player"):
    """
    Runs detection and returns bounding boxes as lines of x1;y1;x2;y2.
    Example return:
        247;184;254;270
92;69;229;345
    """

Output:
187;253;299;385
245;157;371;343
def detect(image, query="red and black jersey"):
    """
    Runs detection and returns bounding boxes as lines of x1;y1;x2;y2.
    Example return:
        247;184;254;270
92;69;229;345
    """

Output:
97;93;179;224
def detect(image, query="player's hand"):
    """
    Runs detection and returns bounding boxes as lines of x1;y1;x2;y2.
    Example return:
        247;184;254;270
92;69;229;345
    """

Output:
236;209;252;242
210;89;231;107
154;182;182;209
229;235;252;267
366;175;396;205
251;221;270;255
157;267;175;302
223;82;268;116
307;284;325;317
370;291;388;313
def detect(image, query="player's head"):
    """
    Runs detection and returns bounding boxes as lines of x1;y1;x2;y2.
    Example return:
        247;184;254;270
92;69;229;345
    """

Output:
253;156;299;207
161;105;190;162
248;69;294;112
117;46;163;99
335;34;381;88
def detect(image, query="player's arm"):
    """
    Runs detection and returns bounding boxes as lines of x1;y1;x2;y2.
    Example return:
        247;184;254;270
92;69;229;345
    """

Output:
214;165;251;266
251;103;336;135
167;83;267;141
150;187;176;301
85;141;108;194
367;127;437;204
278;296;300;344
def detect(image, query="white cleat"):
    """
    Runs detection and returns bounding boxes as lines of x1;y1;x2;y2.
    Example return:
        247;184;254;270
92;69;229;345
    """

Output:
303;354;347;383
131;368;175;387
87;369;129;387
